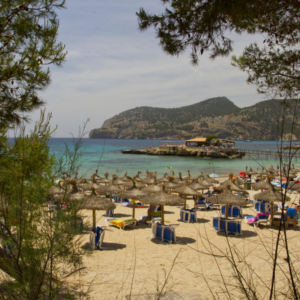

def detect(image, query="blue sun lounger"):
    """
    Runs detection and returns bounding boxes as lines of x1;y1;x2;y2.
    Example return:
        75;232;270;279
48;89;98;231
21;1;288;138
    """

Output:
180;208;197;223
221;205;243;218
90;226;106;250
212;216;242;236
151;223;178;244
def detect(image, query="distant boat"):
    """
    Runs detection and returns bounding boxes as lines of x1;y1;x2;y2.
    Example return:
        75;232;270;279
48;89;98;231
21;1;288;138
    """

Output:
244;140;252;142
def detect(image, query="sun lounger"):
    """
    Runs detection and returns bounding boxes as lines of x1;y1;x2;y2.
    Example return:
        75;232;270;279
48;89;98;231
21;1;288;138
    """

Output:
180;208;197;223
89;226;106;250
105;218;137;229
151;222;178;244
221;205;243;218
195;196;213;210
212;216;242;236
254;200;278;213
245;213;269;228
104;210;114;217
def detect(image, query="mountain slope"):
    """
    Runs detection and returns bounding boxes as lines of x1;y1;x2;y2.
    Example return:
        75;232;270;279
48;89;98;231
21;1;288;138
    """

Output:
89;97;300;140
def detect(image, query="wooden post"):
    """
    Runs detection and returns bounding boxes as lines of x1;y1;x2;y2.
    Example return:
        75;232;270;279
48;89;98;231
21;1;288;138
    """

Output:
110;193;113;202
161;205;165;225
132;199;136;219
270;201;274;226
225;203;229;219
184;195;187;209
92;209;96;232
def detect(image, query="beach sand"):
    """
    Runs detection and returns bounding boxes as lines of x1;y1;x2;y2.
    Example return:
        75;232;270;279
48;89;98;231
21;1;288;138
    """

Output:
69;178;300;300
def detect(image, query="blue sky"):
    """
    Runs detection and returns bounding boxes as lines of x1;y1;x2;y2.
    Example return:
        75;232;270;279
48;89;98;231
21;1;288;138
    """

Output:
21;0;265;137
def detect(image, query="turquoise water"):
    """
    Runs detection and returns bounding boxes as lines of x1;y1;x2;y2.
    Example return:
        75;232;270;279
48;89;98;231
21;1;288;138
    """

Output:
48;139;297;178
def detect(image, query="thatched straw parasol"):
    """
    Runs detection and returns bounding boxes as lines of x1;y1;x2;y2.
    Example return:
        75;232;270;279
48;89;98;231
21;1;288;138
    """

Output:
173;182;201;209
206;175;219;184
141;177;162;194
219;174;247;193
207;187;248;218
244;167;258;179
254;190;290;225
119;171;130;182
252;175;281;192
81;197;116;231
157;173;170;183
141;187;184;225
118;177;148;218
78;183;100;191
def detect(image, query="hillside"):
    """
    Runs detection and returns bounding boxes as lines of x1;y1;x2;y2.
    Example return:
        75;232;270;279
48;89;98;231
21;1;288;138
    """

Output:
89;97;300;140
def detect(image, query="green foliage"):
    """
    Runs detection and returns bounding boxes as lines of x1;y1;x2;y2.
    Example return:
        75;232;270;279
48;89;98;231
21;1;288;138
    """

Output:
137;0;300;98
206;135;218;142
0;0;66;129
0;111;87;299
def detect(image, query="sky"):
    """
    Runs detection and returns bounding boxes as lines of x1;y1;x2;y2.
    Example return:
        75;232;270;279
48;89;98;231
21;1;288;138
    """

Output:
19;0;266;137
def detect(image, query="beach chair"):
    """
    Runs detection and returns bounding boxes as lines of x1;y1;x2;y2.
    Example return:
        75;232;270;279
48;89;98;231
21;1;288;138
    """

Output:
195;197;213;210
113;194;122;203
221;205;243;218
245;213;269;228
212;216;242;235
89;226;106;250
180;208;197;223
151;223;177;244
104;210;114;217
254;201;277;213
153;205;161;211
105;218;137;230
227;220;242;235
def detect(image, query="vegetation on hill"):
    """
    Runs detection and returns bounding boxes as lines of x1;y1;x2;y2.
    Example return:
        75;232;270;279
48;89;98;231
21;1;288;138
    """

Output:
89;97;300;140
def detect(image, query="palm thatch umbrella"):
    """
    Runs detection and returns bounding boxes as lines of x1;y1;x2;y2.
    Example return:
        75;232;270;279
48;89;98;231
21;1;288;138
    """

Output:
206;175;219;184
96;176;123;201
252;175;281;192
244;167;258;179
141;177;162;194
254;190;290;225
234;176;244;186
172;172;185;185
81;197;116;231
119;171;130;182
207;187;248;218
164;181;180;190
141;188;184;225
173;182;201;209
219;174;247;193
78;182;100;191
157;173;170;183
142;176;155;185
118;177;148;219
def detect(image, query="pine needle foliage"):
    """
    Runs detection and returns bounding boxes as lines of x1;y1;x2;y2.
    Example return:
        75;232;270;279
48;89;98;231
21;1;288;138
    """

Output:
0;0;66;129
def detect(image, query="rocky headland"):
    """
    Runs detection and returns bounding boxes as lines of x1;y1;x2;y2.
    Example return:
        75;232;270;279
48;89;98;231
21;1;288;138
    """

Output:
89;97;300;140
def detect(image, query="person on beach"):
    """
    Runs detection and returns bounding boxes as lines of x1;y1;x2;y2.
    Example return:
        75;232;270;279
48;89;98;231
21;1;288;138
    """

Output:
286;202;300;229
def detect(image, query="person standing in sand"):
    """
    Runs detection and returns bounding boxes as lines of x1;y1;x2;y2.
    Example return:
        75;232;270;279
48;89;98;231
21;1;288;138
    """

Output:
286;202;300;229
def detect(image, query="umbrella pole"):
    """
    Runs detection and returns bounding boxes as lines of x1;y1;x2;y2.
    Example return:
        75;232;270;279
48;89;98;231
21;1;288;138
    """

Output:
92;209;96;232
225;204;229;219
270;201;274;226
132;199;136;219
110;193;112;202
161;205;165;225
184;195;187;209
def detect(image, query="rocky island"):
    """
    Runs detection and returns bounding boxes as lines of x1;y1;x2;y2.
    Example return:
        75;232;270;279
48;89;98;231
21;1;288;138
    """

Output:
121;137;245;159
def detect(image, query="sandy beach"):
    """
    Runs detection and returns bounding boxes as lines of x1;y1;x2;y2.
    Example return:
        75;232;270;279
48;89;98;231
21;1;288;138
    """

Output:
66;176;300;300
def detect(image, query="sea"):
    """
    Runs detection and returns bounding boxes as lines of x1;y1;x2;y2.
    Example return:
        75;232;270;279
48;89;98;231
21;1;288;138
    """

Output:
48;139;298;178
